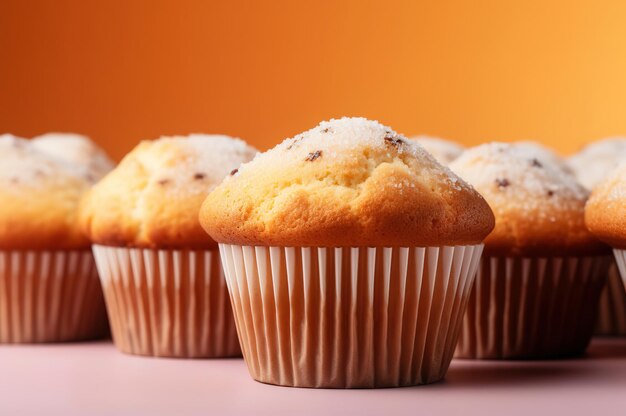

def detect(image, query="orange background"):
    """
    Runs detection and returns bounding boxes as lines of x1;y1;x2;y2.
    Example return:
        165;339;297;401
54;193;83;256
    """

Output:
2;1;626;161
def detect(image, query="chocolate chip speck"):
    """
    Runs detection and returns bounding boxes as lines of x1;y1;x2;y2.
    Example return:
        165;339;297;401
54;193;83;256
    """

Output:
230;169;238;176
321;127;332;133
547;190;555;197
9;177;19;184
305;150;322;161
384;133;404;148
193;173;206;180
157;179;170;185
530;158;543;168
495;178;510;188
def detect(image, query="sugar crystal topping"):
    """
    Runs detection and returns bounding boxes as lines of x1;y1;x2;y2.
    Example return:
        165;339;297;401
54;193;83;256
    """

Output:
232;117;472;193
130;134;258;197
31;133;114;179
450;142;588;221
411;136;464;164
568;137;626;189
0;134;98;190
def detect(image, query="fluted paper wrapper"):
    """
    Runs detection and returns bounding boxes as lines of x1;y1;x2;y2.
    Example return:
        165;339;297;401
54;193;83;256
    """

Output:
92;245;241;358
595;260;626;336
0;250;108;343
456;255;611;359
219;244;484;388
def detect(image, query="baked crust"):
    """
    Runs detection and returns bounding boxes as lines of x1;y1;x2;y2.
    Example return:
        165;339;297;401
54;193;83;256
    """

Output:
0;134;112;250
80;134;257;249
585;162;626;249
450;142;608;257
200;118;495;247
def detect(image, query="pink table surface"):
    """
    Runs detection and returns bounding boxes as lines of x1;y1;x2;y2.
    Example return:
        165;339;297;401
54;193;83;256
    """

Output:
0;338;624;416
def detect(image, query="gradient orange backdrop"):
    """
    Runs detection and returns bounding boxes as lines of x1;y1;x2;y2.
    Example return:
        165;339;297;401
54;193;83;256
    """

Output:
2;1;626;160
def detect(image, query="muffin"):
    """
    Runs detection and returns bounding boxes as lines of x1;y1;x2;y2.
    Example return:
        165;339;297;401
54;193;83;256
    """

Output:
0;133;112;343
450;143;611;359
568;137;626;189
569;138;626;336
411;136;464;164
200;117;494;387
586;163;626;325
80;134;257;358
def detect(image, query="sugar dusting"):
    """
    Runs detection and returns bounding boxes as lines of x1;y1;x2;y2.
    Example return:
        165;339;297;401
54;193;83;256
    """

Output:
132;134;258;196
450;142;588;221
234;117;472;193
568;137;626;189
410;136;464;165
32;133;114;179
0;134;100;191
590;161;626;203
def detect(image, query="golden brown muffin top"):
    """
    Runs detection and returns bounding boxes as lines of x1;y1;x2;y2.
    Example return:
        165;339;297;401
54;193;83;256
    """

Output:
80;134;257;249
568;137;626;190
450;142;607;256
200;117;494;248
0;133;113;250
585;162;626;249
410;136;464;165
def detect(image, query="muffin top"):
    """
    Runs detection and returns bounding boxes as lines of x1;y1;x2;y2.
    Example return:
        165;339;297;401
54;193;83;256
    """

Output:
80;134;258;249
32;133;114;180
200;117;494;248
0;134;113;250
411;136;464;164
568;137;626;189
516;141;573;174
585;162;626;248
449;142;606;256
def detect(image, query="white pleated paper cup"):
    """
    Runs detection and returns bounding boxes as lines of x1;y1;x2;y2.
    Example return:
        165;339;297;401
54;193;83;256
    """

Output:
92;245;241;358
0;250;108;343
219;244;484;388
595;260;626;336
455;255;611;359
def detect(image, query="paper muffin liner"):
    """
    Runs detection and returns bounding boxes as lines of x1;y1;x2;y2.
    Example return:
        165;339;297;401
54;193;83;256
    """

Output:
0;250;108;343
92;245;241;358
595;260;626;336
219;244;484;388
455;255;611;359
